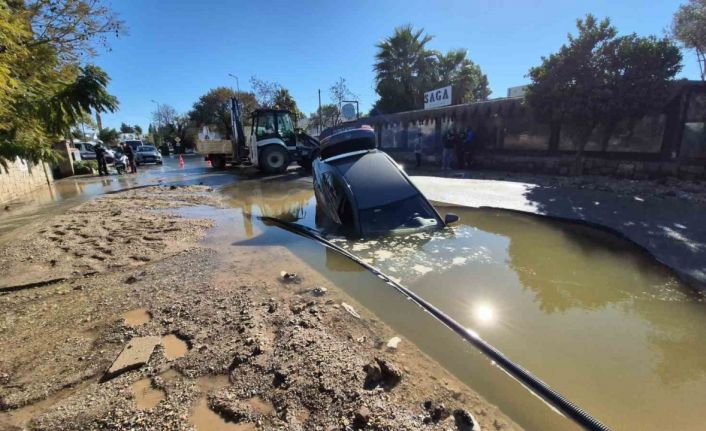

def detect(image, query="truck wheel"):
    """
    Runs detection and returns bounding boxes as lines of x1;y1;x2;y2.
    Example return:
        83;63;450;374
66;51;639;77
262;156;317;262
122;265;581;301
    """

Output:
210;155;226;169
299;150;318;174
260;146;289;174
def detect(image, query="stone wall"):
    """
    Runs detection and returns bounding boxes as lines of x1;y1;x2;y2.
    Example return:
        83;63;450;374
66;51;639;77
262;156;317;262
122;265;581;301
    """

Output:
0;158;52;204
386;149;706;180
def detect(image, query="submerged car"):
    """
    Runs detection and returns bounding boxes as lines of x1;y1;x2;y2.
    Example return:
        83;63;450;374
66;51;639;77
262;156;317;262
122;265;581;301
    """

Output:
135;145;163;165
313;126;458;238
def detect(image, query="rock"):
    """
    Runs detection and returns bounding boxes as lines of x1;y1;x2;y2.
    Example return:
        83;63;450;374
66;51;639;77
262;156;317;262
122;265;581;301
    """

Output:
312;286;328;296
280;271;297;282
363;357;402;390
104;336;160;380
453;408;480;431
363;361;382;386
431;403;450;422
341;302;360;319
353;406;371;428
423;400;433;410
386;336;402;350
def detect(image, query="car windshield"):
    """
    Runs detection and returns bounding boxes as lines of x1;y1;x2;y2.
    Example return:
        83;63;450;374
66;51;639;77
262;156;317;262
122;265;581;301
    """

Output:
358;194;440;236
138;146;156;152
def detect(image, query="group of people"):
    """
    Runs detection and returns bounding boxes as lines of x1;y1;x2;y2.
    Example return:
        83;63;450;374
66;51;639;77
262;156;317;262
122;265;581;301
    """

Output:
414;126;478;170
442;127;476;170
92;142;137;176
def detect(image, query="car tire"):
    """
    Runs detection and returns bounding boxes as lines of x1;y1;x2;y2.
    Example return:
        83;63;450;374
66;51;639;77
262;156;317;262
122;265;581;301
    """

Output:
259;146;290;174
210;155;226;169
299;150;318;174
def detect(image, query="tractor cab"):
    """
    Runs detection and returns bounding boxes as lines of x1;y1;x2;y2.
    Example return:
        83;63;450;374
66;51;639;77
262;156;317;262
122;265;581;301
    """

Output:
250;109;297;148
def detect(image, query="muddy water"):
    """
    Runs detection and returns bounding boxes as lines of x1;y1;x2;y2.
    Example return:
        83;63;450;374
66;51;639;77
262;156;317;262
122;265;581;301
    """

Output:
162;334;189;360
131;378;165;410
211;176;706;431
123;308;151;327
189;397;255;431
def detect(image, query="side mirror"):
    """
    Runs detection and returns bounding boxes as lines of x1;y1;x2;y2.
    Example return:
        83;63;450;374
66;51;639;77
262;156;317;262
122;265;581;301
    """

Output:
444;213;460;225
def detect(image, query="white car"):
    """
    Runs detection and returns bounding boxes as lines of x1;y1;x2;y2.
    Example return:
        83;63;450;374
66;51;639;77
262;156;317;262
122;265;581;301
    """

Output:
74;142;115;163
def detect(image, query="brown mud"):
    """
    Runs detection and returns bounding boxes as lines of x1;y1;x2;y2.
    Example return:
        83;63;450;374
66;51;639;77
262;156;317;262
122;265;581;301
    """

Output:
0;185;520;430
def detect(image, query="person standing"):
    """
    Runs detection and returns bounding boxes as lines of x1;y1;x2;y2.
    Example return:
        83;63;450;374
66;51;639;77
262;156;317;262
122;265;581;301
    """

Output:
442;129;455;170
94;143;109;176
124;143;137;173
454;129;465;170
463;126;476;168
414;132;423;168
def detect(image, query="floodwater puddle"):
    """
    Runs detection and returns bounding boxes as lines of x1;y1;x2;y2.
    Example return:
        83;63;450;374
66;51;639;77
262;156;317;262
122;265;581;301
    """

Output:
123;308;151;327
248;396;274;415
162;334;189;360
189;397;255;431
213;176;706;431
131;378;165;410
196;374;230;392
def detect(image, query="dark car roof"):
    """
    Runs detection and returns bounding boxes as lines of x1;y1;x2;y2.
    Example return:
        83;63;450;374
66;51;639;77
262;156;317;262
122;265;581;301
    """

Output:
320;127;376;159
330;151;418;210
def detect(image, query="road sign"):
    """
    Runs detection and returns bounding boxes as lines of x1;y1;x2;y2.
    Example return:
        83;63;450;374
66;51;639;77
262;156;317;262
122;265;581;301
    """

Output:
341;103;356;120
424;85;452;109
174;137;181;143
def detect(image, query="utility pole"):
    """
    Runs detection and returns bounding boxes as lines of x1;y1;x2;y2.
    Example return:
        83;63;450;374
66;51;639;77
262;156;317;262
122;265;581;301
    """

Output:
228;73;240;92
318;89;322;135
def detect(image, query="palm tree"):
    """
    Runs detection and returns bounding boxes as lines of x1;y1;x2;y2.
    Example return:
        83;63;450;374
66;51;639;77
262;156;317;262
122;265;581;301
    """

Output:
374;25;437;113
435;49;491;103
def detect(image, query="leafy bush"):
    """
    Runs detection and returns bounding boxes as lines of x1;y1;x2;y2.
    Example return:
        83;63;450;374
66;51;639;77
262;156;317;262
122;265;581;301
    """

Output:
73;160;98;175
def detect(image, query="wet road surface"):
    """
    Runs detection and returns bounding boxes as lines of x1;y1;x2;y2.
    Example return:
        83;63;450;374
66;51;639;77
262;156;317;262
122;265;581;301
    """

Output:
3;160;706;430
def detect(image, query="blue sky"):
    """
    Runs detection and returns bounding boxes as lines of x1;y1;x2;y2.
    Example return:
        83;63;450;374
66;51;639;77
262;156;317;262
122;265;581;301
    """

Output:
97;0;701;130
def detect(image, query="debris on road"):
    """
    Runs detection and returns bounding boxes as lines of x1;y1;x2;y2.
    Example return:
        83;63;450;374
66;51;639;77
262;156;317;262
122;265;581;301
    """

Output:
312;286;328;296
279;271;298;282
341;302;361;319
104;336;160;380
386;336;402;350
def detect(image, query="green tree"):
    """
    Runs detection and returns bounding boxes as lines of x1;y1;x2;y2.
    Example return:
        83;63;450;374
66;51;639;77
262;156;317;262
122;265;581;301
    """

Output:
0;0;122;170
526;15;681;174
434;49;490;103
373;25;436;113
134;125;142;136
98;127;119;145
273;88;304;120
672;0;706;81
309;104;341;129
372;25;490;113
189;87;258;139
120;122;134;134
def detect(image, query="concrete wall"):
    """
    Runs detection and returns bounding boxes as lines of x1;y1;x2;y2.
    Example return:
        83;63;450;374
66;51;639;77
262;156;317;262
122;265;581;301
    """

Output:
0;158;52;204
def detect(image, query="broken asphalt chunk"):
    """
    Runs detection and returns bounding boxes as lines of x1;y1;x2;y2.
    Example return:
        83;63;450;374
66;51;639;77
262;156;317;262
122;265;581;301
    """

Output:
103;336;161;381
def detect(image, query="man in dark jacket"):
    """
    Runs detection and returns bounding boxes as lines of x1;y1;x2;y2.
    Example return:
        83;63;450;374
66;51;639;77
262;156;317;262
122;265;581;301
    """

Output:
94;143;109;176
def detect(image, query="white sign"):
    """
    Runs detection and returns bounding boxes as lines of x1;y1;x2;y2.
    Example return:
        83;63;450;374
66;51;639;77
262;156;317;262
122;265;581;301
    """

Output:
507;85;528;98
341;103;356;120
424;85;452;109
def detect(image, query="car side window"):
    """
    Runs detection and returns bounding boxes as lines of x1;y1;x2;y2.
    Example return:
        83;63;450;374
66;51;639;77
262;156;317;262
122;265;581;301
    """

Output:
86;144;94;152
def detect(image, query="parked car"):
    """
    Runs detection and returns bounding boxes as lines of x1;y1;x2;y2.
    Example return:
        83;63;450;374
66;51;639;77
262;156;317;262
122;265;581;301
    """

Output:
312;126;458;238
135;145;163;165
122;140;145;152
74;142;115;163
